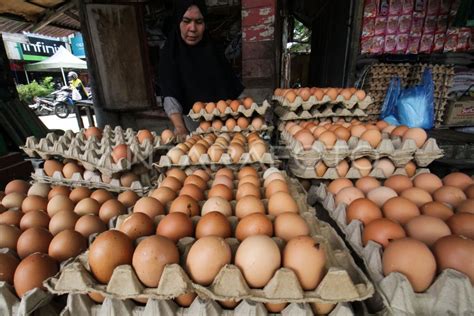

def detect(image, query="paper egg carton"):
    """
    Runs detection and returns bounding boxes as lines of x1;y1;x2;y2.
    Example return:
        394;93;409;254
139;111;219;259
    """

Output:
192;125;274;136
309;183;474;316
275;106;368;121
188;101;270;121
61;293;354;316
271;94;373;110
30;168;155;196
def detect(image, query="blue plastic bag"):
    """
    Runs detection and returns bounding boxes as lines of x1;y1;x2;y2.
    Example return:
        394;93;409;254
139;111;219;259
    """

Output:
380;69;434;129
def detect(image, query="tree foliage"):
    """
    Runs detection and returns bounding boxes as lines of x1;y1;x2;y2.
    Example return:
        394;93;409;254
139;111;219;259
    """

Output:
288;18;311;53
17;77;55;104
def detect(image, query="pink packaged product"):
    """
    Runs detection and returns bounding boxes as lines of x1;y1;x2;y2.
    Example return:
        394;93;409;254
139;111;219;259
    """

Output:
414;0;426;12
419;33;434;53
457;28;471;51
384;35;397;52
436;15;448;33
370;36;386;54
444;28;458;52
361;36;373;54
364;0;378;17
424;15;438;34
407;35;421;53
389;0;402;15
402;0;415;14
396;33;409;53
375;16;388;35
399;15;412;33
411;14;425;36
386;16;399;34
362;17;376;37
380;0;390;16
433;33;445;52
427;0;440;15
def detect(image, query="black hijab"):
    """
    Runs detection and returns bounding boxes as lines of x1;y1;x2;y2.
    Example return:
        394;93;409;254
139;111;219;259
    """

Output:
158;0;244;113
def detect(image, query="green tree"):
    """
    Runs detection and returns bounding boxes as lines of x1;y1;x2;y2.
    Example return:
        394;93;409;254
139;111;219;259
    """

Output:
17;76;55;104
288;18;311;53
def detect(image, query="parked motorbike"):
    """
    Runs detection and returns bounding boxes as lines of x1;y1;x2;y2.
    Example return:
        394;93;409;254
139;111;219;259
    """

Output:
29;87;73;118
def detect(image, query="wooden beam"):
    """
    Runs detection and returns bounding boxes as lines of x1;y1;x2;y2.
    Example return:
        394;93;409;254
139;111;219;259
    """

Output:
63;9;80;22
28;1;76;33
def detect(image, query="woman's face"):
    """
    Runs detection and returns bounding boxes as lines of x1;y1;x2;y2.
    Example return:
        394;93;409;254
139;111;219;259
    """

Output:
180;5;205;46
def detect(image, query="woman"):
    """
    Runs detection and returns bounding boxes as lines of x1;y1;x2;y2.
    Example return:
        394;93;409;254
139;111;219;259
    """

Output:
159;0;244;139
68;71;89;100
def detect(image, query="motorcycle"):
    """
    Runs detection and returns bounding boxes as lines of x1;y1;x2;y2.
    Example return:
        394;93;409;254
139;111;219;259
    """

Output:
29;87;73;118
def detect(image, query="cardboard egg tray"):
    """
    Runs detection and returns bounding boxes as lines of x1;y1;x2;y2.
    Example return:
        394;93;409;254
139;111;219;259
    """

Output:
280;130;443;168
308;183;474;316
271;94;373;110
436;143;474;165
44;174;373;305
30;168;155;196
21;127;172;177
60;293;354;316
192;124;273;136
274;105;368;121
188;102;270;121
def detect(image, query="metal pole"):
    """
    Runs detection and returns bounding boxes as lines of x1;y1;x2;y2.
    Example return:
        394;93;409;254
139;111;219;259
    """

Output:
24;69;30;84
61;67;67;85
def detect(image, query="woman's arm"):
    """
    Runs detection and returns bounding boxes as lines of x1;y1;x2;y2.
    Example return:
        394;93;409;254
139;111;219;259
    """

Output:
163;97;189;141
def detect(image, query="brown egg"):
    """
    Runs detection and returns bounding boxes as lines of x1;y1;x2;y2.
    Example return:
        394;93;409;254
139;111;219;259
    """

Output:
373;159;395;177
268;192;298;216
432;186;466;208
132;235;179;287
283;236;326;290
376;120;389;130
443;172;474;191
382;197;420;225
318;131;337;149
192;101;204;113
208;184;233;201
384;175;413;194
402;128;427;148
354;89;366;100
432;235;474;284
235;235;281;288
156;213;193;242
391;125;409;137
47;186;70;199
312;126;327;138
193;169;210;182
412;173;443;194
362;218;406;247
27;183;50;198
285;90;297;103
0;252;19;284
420;201;454;221
355;176;381;194
215;168;234;180
195;212;232;239
446;213;474;239
346;198;382;225
294;130;315;150
325;88;338;100
263;172;286;188
17;227;53;258
137;129;154;144
133;197;164;219
19;210;50;230
274;212;310;241
335;187;365;206
160;176;183;192
5;179;30;195
115;191;138;209
149;187;176;205
235;213;273;241
400;187;433;208
180;184;204;201
167;148;185;164
49;210;79;235
465;184;474;199
239;175;261;188
111;144;130;163
265;180;289;199
44;160;64;177
2;192;26;209
21;195;48;213
205;102;216;113
0;224;21;250
169;195;200;217
90;189;114;205
13;253;58;297
405;215;451;246
75;214;107;237
382;238;436;292
186;236;231;285
175;292;197;307
74;197;100;216
120;172;139;187
360;129;382;148
201;197;232;217
350;125;366;138
88;230;134;284
336;160;350;177
457;199;474;214
69;187;92;203
315;161;328;177
236;183;260;200
119;213;155;240
48;229;87;262
311;302;336;315
166;168;187;183
235;196;265;218
84;126;102;139
0;209;23;226
62;162;83;179
183;175;207;191
353;158;372;177
328;178;353;195
99;199;126;223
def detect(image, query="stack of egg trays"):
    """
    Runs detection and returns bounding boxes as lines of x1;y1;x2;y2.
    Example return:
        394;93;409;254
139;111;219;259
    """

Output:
21;126;171;177
188;101;270;121
308;183;474;315
271;94;373;110
44;171;374;310
274;105;368;121
280;129;444;168
437;143;474;165
30;168;155;196
192;125;274;136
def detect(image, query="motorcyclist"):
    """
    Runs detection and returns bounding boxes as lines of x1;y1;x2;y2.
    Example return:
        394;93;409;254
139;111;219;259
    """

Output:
68;71;89;100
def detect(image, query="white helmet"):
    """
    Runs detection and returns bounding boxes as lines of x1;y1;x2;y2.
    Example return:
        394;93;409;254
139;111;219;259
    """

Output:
67;71;78;80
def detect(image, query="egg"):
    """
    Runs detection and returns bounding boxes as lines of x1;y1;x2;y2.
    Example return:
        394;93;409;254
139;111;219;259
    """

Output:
355;177;381;194
446;213;474;239
180;184;204;201
391;125;409;137
0;253;19;284
175;292;197;307
220;299;242;309
354;158;372;177
465;184;474;199
362;218;406;247
208;184;233;201
16;227;53;258
315;161;328;177
2;192;26;209
402;128;427;148
334;127;351;141
327;178;353;195
236;183;260;200
47;186;70;199
84;126;102;139
137;129;154;144
119;213;155;240
99;199;126;223
268;192;298;216
311;302;336;315
242;97;254;109
69;187;92;203
404;215;451;246
360;129;382;148
120;172;139;187
5;180;30;195
294;130;315;150
74;197;100;216
90;189;114;205
350;125;366;138
19;210;50;230
27;183;50;198
150;187;177;205
457;199;474;214
160;176;183;192
216;100;228;113
49;210;79;235
432;235;474;284
312;126;327;138
133;197;164;219
132;235;179;287
235;213;273;241
21;195;48;213
186;236;231;286
274;212;310;241
235;235;281;288
169;195;200;216
400;187;433;207
384;175;413;194
195;212;232;239
201;197;232;217
235;196;265;218
251;117;264;130
419;201;453;221
382;197;420;225
432;186;466;208
44;160;64;177
285;90;297;102
192;101;204;113
184;175;208;190
382;238;436;292
156;213;193;242
13;253;58;298
318;131;337;149
0;224;21;250
346;198;382;225
335;187;365;207
111;144;130;163
75;214;107;238
336;160;349;177
325;88;338;100
283;236;326;290
340;89;352;100
354;89;366;100
373;159;395;177
0;210;23;226
62;162;83;179
48;229;88;262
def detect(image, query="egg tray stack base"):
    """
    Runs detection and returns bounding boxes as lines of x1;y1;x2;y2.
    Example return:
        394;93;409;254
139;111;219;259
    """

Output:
306;183;474;316
61;293;355;316
274;106;368;121
188;101;270;121
192;125;274;136
44;173;373;306
21;127;171;177
272;95;373;110
30;169;155;196
281;130;444;168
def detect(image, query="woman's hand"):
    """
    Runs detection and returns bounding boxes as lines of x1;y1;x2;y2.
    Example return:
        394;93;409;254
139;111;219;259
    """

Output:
174;125;188;142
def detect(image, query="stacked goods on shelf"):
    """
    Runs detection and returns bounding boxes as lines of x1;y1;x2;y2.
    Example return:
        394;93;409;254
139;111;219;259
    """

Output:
0;179;137;315
360;63;454;125
189;98;272;135
309;172;474;315
45;166;373;315
279;119;442;179
21;126;175;195
272;87;374;120
156;133;277;167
